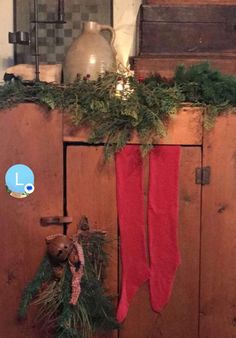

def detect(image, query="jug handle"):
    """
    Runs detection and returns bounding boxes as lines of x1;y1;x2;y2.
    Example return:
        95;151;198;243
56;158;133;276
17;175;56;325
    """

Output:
100;25;116;50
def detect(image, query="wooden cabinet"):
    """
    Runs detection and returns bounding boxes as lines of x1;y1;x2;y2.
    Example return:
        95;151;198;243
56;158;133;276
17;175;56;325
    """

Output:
0;104;236;338
143;1;236;4
200;115;236;337
138;5;236;55
132;54;236;80
0;104;63;338
133;3;236;79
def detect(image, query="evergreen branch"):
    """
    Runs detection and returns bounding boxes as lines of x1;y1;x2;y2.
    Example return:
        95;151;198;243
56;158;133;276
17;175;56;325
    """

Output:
18;256;52;320
18;231;119;337
1;63;235;157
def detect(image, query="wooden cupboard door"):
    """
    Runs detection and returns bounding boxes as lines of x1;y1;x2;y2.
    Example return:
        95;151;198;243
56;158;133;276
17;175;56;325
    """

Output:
66;146;118;337
66;145;201;338
120;146;202;338
200;114;236;338
0;104;63;338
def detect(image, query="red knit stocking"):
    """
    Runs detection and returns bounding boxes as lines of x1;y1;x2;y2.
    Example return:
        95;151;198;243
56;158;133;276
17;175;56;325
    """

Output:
115;145;150;322
148;145;181;312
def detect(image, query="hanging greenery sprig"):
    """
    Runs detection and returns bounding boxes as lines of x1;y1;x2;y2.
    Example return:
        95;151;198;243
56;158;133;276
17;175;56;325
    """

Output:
65;72;183;157
1;63;236;156
18;224;119;338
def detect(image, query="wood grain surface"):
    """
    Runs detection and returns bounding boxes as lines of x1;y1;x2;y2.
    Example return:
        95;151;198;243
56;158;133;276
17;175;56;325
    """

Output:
140;23;236;54
200;114;236;337
63;107;203;145
66;146;118;338
141;4;236;22
139;5;236;54
0;104;63;338
2;102;236;338
144;1;236;5
133;55;236;79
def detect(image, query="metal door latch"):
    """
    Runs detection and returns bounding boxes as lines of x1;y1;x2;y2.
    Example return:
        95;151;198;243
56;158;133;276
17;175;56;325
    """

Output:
40;216;72;226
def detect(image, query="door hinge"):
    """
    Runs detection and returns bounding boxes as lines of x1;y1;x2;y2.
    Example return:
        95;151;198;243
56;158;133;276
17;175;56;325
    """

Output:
195;166;210;185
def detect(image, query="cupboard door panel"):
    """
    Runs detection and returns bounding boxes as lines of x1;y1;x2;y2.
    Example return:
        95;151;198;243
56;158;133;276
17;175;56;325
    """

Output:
120;146;202;338
0;104;63;338
66;146;118;337
200;114;236;338
67;145;201;338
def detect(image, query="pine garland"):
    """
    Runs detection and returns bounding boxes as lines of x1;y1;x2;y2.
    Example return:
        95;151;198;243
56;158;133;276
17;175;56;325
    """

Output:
18;230;119;338
174;63;236;127
18;256;53;319
1;63;236;157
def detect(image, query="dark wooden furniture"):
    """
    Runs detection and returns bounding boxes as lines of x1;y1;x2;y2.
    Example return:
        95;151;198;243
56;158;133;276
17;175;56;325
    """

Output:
133;3;236;77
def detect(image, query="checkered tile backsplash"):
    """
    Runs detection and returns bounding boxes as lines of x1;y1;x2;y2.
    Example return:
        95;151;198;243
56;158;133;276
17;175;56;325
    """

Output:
16;0;112;64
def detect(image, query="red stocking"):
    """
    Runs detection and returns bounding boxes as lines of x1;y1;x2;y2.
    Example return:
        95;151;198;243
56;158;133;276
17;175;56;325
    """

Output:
115;145;150;322
148;145;181;312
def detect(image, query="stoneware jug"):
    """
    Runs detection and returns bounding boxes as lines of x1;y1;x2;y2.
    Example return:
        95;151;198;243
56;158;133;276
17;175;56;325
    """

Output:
64;21;116;82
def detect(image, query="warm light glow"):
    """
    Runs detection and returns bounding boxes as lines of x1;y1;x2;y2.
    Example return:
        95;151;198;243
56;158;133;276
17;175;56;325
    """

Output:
89;55;96;64
115;76;134;99
116;82;124;91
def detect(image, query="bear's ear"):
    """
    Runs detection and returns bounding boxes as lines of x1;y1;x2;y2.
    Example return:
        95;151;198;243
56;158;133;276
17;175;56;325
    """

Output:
45;238;51;244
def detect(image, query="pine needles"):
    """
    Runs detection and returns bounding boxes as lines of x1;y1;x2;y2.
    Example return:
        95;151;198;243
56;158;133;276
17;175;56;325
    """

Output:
1;63;236;155
18;231;119;338
174;63;236;127
18;256;53;320
0;81;64;110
